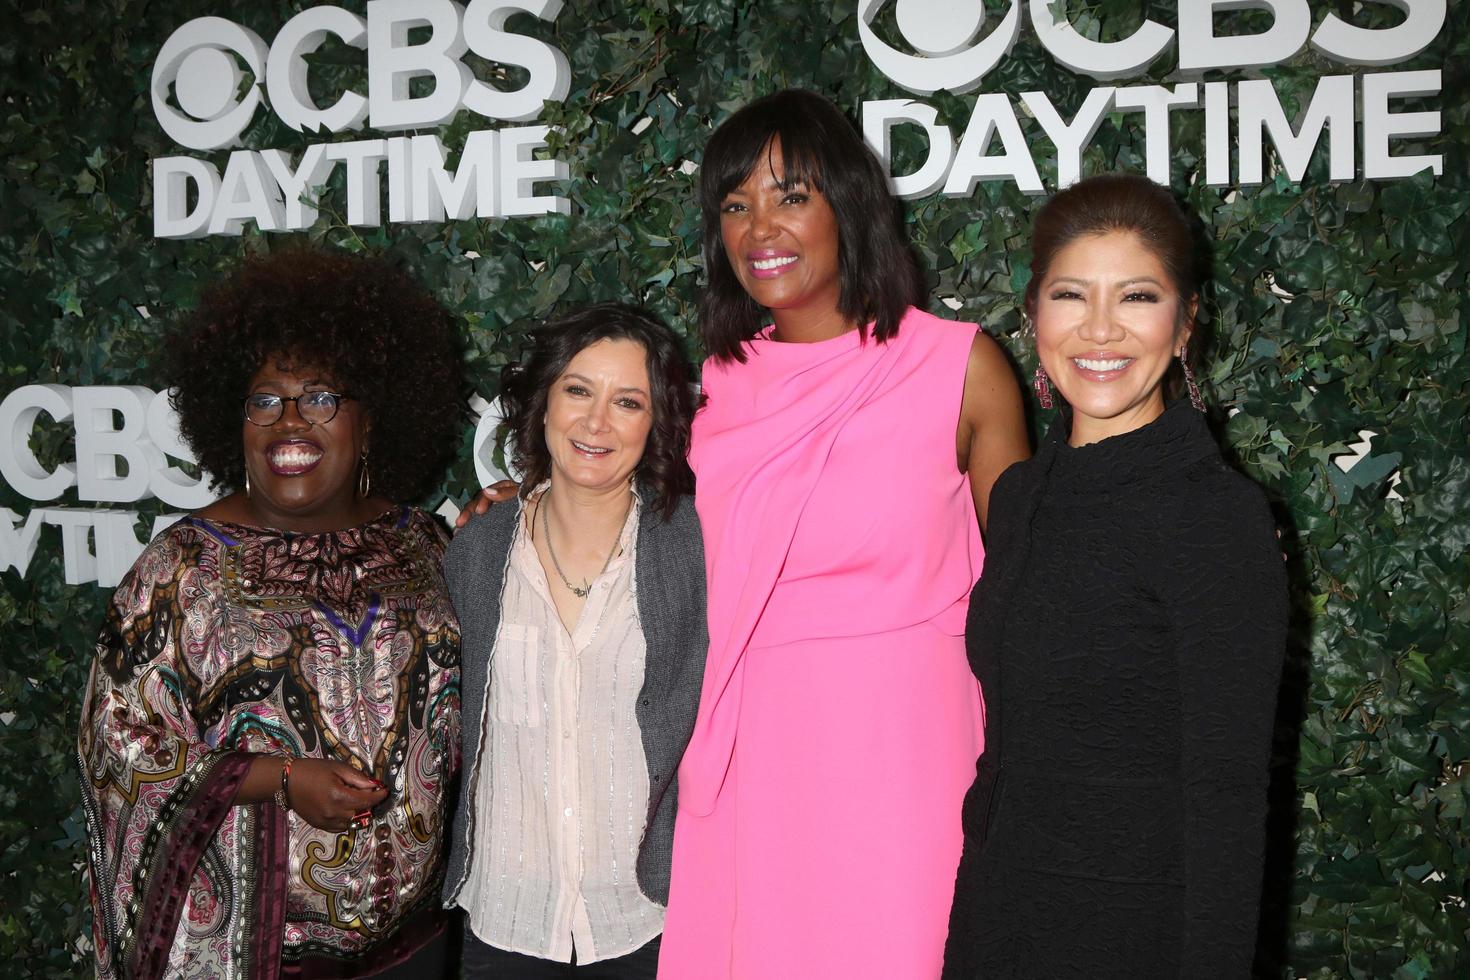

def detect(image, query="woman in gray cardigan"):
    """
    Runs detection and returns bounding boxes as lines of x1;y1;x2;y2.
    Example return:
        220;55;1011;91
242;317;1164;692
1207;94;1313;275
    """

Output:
441;304;707;979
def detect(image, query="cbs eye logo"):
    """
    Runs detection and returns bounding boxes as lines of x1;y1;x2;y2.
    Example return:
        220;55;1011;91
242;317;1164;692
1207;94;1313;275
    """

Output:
858;0;1023;95
151;18;269;151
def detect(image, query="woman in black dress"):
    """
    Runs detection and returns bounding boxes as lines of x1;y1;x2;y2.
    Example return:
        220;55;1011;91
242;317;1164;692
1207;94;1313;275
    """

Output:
943;175;1288;978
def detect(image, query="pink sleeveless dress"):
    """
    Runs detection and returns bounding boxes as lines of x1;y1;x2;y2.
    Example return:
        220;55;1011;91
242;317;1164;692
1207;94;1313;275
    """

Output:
658;308;986;979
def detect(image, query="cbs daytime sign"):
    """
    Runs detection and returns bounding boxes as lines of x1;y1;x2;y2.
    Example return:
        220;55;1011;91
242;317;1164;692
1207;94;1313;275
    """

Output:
858;0;1446;195
151;0;571;238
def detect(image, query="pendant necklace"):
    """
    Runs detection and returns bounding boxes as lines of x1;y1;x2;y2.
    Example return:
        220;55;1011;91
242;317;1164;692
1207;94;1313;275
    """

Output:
541;491;619;598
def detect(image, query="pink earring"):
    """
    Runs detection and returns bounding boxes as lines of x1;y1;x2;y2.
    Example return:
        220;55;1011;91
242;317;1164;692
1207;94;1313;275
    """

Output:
1024;312;1053;409
1180;343;1204;412
1032;366;1053;409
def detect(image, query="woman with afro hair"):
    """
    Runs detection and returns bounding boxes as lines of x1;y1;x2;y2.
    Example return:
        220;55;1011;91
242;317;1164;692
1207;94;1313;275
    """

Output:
78;247;466;979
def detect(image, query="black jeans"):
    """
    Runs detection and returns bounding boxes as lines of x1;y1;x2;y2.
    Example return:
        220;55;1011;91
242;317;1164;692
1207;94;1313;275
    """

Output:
368;927;451;979
461;928;660;979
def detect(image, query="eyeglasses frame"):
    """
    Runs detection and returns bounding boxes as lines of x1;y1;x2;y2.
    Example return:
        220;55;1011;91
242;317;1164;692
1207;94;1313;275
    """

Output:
242;390;354;427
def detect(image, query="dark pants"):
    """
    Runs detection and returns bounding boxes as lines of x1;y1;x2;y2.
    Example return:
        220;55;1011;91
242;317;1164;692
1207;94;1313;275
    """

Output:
462;927;660;979
367;926;451;979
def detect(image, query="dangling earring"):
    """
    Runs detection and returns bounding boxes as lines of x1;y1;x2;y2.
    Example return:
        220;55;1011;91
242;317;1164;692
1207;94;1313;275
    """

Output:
1032;366;1053;409
1180;342;1204;412
357;451;371;498
244;470;251;497
1022;312;1053;409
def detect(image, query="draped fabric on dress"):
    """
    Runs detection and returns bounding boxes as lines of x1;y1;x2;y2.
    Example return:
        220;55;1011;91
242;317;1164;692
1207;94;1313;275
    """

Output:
660;308;986;980
78;508;460;979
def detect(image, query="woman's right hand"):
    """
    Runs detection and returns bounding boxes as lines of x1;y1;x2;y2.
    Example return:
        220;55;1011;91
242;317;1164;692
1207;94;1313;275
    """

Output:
286;758;388;832
453;480;520;529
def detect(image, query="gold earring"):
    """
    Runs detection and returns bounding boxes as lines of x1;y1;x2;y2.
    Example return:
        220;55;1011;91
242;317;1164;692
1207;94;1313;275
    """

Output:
244;470;251;497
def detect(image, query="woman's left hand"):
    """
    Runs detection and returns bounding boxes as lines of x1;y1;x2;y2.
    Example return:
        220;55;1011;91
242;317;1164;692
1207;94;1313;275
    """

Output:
286;758;389;832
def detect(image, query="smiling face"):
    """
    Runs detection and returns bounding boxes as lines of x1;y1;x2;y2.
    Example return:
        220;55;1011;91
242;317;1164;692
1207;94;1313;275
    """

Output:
718;141;846;338
544;338;654;496
1034;229;1194;446
240;358;370;532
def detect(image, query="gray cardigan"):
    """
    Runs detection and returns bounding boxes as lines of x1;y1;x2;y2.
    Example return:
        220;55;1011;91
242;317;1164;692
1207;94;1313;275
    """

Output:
440;493;707;907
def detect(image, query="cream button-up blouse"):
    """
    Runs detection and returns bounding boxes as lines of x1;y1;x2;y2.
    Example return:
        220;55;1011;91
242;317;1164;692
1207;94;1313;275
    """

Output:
457;494;663;963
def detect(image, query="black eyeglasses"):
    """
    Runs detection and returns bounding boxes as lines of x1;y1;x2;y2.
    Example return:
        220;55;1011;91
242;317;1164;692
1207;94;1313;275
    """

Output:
243;391;352;427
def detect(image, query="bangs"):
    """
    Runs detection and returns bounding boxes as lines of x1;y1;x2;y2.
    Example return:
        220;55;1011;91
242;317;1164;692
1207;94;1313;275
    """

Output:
701;109;829;210
697;89;922;362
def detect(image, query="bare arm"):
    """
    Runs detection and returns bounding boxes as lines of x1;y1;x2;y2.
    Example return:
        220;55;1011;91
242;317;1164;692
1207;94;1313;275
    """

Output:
956;331;1030;533
233;755;292;804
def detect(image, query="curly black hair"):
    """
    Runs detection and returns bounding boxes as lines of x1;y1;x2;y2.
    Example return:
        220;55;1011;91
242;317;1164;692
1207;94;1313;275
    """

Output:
499;303;696;520
164;247;465;505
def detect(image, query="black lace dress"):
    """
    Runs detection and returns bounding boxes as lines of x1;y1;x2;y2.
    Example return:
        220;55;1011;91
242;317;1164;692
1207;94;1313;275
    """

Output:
943;400;1288;978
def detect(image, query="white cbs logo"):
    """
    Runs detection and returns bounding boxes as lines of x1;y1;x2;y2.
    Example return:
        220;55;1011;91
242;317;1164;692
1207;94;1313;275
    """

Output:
149;9;376;151
858;0;1023;96
151;17;271;150
149;2;570;152
861;0;1449;95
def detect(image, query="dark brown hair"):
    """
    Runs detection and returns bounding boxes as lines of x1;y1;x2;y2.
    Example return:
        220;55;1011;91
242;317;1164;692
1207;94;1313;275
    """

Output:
1025;174;1206;398
698;89;923;362
499;303;696;520
164;247;465;504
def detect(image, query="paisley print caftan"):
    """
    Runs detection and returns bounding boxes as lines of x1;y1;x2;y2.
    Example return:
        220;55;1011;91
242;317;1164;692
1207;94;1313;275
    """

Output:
78;507;459;979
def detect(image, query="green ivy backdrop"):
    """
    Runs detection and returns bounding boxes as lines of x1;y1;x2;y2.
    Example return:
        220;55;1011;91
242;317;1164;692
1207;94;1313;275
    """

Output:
2;1;1466;976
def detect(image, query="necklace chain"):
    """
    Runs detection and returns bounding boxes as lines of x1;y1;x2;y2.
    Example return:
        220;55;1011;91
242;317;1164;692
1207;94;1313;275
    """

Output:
540;491;620;598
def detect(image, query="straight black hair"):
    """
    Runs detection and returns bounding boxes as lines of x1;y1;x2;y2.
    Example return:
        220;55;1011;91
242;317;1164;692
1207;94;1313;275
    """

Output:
499;302;696;520
698;89;923;362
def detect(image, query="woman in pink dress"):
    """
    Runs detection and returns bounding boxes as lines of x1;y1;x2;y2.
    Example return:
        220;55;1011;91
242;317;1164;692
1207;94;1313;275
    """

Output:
657;90;1030;979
